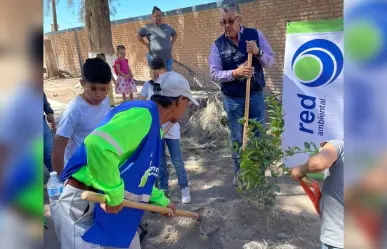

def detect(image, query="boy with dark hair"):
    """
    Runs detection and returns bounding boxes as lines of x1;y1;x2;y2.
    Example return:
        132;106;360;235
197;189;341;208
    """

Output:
52;58;111;174
140;58;191;204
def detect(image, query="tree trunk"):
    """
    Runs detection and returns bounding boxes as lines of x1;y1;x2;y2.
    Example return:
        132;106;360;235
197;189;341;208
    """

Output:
84;0;115;55
84;0;116;79
51;0;58;32
44;39;60;78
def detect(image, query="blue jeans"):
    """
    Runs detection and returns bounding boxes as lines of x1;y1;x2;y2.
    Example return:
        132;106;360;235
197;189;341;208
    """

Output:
223;92;265;174
158;139;188;190
43;118;54;172
321;243;342;249
146;53;173;72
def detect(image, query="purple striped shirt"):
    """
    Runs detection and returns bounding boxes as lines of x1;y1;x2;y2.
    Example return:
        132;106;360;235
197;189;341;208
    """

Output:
208;26;275;82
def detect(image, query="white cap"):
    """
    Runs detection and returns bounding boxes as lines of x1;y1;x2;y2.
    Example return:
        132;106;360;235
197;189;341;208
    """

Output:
50;171;58;176
155;71;199;106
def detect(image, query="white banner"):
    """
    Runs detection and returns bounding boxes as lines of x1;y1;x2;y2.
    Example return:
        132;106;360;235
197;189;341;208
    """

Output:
282;19;344;167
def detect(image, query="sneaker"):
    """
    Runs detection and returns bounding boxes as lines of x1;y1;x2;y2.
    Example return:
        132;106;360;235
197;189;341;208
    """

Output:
181;187;191;204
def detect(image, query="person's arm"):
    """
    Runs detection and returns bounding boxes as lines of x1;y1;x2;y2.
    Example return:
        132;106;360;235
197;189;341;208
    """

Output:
137;27;150;50
139;82;150;100
52;105;79;174
256;29;275;69
290;142;340;179
208;43;253;82
170;26;177;48
85;135;123;206
208;43;234;82
85;109;153;207
44;92;56;132
150;186;170;207
51;135;69;174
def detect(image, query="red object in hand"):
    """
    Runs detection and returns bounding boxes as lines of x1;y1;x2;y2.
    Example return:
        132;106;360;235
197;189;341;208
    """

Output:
351;206;382;248
300;178;321;216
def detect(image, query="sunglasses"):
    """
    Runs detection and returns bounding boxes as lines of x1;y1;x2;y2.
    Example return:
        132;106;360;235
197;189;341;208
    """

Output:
220;16;240;26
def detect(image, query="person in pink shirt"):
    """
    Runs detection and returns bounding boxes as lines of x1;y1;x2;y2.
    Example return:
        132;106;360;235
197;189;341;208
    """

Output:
114;44;137;101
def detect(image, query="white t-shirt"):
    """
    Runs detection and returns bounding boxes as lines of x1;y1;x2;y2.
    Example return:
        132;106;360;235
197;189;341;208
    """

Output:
56;95;110;166
141;80;180;140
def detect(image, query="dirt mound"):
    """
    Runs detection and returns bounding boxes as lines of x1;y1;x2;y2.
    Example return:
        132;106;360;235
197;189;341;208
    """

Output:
143;198;320;249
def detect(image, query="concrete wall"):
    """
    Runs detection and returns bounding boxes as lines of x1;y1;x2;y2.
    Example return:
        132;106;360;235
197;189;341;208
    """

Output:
44;0;343;94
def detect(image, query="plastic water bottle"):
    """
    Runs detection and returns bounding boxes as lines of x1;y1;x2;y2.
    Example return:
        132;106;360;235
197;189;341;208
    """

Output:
47;171;63;202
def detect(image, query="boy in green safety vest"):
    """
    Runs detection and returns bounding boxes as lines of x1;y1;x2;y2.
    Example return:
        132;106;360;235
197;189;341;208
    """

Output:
51;71;198;249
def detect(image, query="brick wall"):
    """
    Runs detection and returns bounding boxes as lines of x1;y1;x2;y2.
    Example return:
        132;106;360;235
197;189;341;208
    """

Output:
45;0;343;94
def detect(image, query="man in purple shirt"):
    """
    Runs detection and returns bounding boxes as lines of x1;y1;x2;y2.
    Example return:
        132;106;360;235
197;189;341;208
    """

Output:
208;3;275;186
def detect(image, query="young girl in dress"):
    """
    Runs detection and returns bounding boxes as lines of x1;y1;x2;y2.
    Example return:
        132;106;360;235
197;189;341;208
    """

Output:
113;45;137;101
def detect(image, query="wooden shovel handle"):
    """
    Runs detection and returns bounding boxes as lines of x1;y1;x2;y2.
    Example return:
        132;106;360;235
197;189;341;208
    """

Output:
242;52;253;150
162;123;174;138
81;191;199;219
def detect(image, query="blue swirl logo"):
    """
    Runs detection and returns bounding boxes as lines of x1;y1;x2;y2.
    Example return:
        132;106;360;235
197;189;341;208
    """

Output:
346;2;387;68
291;39;344;87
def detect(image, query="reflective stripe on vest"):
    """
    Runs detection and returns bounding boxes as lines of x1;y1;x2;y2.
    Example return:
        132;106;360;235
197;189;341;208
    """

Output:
91;130;123;156
124;191;150;202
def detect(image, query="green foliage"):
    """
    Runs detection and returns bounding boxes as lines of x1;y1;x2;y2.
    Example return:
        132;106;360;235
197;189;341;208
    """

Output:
284;142;319;158
235;94;318;208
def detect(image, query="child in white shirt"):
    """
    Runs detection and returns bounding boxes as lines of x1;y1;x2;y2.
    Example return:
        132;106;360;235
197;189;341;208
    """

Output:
140;57;191;204
52;58;111;174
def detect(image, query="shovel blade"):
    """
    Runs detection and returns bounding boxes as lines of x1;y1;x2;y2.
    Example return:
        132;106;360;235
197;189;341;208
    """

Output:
193;207;222;235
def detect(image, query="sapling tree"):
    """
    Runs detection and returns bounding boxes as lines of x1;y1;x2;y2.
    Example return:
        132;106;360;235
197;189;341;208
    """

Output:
234;94;319;228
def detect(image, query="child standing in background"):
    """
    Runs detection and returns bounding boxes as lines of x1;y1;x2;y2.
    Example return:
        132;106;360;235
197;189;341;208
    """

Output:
140;58;191;204
114;45;137;101
96;52;116;107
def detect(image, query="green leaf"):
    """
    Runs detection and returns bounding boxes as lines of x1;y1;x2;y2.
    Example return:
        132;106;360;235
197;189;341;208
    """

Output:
240;170;251;176
304;142;311;149
274;185;281;193
285;149;293;156
311;142;319;151
267;110;276;115
279;120;284;129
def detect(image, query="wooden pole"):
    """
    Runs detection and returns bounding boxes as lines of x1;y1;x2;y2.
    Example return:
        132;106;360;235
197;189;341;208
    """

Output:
162;122;174;138
242;52;253;150
81;191;200;219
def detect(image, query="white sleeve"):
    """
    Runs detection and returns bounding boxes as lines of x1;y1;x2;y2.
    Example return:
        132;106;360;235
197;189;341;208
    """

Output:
140;82;150;98
56;102;80;139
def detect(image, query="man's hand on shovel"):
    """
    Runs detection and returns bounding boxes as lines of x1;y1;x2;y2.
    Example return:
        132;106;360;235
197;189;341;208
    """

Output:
232;62;254;79
101;201;124;214
163;201;177;217
289;164;308;180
